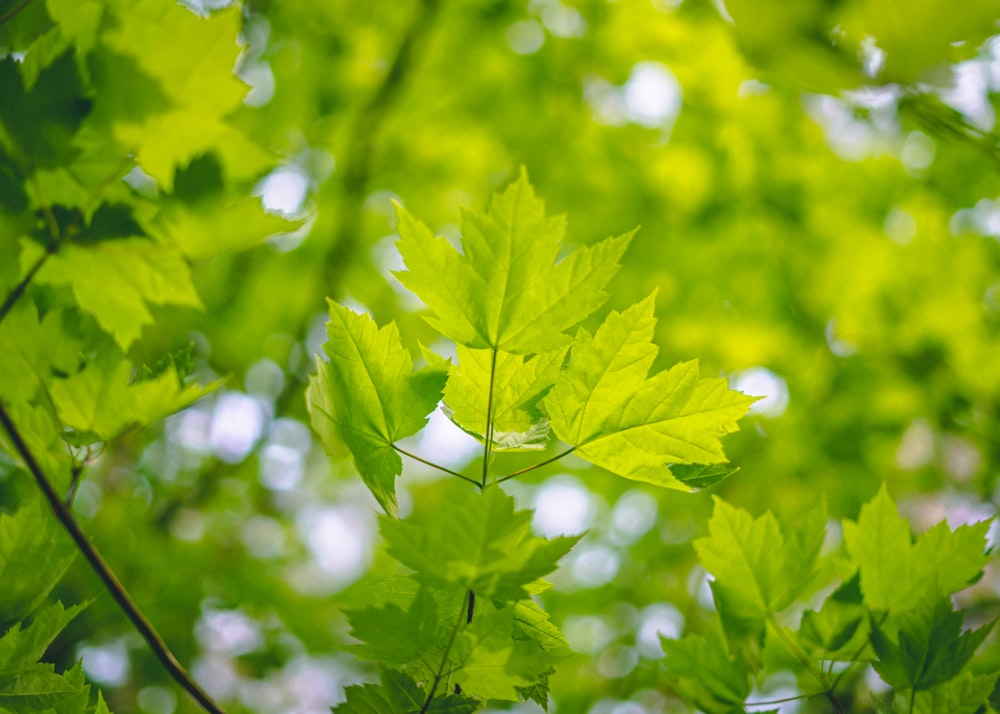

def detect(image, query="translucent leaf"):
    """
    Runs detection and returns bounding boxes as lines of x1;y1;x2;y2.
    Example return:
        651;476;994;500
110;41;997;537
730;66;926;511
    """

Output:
662;630;751;714
394;170;632;354
306;302;447;515
870;597;994;691
0;601;86;675
0;498;75;627
381;486;578;600
25;239;202;349
443;345;566;450
545;294;756;489
843;484;991;612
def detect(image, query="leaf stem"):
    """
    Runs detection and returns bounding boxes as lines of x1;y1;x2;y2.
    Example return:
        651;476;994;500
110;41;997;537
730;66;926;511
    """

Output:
0;0;32;27
392;444;480;488
496;446;576;484
0;251;47;324
480;349;498;487
420;589;470;713
766;610;844;714
0;402;228;714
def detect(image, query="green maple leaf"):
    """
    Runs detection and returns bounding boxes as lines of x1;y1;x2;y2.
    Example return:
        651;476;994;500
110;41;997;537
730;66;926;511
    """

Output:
306;301;447;516
49;347;216;442
0;50;91;169
443;345;566;450
0;601;85;676
661;629;751;714
381;485;578;600
843;484;991;612
0;498;75;627
870;597;994;691
335;668;479;714
449;603;551;703
394;169;633;354
345;586;443;668
101;0;252;188
798;574;870;661
694;498;825;664
910;672;998;714
23;238;202;349
544;293;756;488
0;301;80;405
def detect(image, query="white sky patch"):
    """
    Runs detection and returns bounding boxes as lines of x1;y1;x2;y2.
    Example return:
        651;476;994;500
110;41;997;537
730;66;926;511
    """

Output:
636;603;684;658
609;489;657;545
257;167;309;216
507;20;545;55
209;392;267;462
408;408;481;473
730;367;789;418
79;639;130;686
562;615;615;654
197;609;263;656
297;506;373;588
532;474;595;536
570;544;621;587
623;62;682;129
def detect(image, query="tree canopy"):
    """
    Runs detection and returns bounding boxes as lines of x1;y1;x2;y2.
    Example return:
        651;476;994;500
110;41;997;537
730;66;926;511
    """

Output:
1;0;1000;713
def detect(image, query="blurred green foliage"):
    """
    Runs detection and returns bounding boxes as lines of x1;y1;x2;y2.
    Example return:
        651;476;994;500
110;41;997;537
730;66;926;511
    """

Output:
2;0;1000;712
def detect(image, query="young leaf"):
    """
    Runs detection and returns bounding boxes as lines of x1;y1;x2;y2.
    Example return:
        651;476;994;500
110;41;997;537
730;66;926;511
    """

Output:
843;484;991;612
661;630;751;714
0;301;80;405
443;346;566;450
0;601;86;675
910;672;998;714
0;498;76;627
449;602;550;702
798;574;870;661
49;347;216;441
694;498;825;662
381;486;578;600
23;238;202;349
394;170;633;354
335;668;479;714
0;661;89;712
307;302;447;515
870;596;994;691
545;294;756;489
345;586;443;667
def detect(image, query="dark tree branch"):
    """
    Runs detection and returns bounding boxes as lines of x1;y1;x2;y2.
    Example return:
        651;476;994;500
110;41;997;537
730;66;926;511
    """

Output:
0;403;228;714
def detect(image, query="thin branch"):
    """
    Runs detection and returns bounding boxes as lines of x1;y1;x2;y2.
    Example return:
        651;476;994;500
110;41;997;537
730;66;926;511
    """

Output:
830;610;885;691
420;589;470;713
496;447;576;484
746;691;821;706
766;610;844;714
326;0;442;291
0;0;32;27
65;464;84;507
481;349;498;487
0;251;47;324
0;402;228;714
392;443;479;487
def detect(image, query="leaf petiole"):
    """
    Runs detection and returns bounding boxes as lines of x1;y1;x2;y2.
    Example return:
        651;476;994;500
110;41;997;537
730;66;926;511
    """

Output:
496;446;576;484
392;443;480;487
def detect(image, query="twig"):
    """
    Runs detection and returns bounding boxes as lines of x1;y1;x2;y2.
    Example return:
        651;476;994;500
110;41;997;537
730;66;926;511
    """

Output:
326;0;442;291
496;446;576;484
392;443;479;487
481;349;498;487
0;252;47;323
420;589;469;713
0;402;228;714
0;0;32;27
766;610;844;714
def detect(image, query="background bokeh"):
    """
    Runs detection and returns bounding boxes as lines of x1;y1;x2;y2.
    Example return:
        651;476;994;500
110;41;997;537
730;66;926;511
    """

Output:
4;0;1000;712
